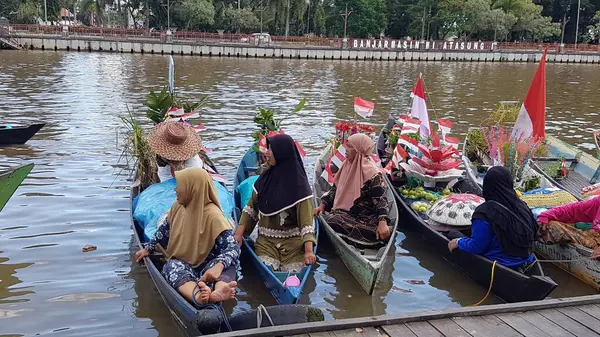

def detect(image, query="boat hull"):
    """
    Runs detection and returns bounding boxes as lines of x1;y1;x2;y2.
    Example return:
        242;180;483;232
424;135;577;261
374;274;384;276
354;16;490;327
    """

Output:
313;144;399;295
233;147;319;305
380;121;557;303
0;163;34;212
0;123;45;145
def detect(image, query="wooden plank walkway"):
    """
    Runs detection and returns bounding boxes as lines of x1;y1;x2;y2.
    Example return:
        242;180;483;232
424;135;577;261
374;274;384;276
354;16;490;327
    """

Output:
212;295;600;337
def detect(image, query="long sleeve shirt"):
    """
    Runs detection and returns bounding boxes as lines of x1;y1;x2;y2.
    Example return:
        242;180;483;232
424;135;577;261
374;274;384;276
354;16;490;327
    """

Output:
457;218;535;268
144;220;240;270
537;197;600;230
239;191;316;245
321;173;389;223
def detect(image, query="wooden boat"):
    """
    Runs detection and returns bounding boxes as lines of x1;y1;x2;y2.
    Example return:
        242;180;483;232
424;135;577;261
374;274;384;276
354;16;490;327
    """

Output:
233;147;320;305
529;135;600;291
377;120;557;303
0;123;45;145
131;152;324;335
312;144;399;295
0;163;34;212
462;130;600;291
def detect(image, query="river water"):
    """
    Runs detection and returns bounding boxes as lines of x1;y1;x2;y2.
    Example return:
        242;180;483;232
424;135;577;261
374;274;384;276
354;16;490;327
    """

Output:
0;51;598;337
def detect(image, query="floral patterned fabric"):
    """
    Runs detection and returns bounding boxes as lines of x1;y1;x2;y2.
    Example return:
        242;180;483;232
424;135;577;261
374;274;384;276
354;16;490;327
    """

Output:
321;173;390;243
144;218;240;289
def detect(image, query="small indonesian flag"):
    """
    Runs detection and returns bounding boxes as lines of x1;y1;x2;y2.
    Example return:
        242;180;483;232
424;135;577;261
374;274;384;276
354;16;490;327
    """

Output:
384;144;408;175
258;134;268;153
167;107;185;117
193;124;206;133
165;111;200;123
209;172;226;184
444;136;459;150
354;97;375;119
399;117;422;135
411;75;431;139
131;177;141;188
398;135;419;154
512;49;547;140
437;119;453;139
321;145;347;184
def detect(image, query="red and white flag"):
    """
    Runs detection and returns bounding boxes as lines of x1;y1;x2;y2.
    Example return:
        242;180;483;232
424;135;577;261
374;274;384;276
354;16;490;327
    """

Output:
321;145;347;184
167;107;185;117
399;117;421;135
384;144;408;175
437;119;453;139
258;134;268;153
512;49;547;140
444;136;460;150
410;75;431;139
398;135;419;154
354;97;375;119
166;111;199;123
193;124;206;133
209;172;226;184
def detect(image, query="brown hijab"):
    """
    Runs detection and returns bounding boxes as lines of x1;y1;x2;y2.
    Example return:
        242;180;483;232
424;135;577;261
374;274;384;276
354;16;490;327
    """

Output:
333;134;380;211
166;168;231;267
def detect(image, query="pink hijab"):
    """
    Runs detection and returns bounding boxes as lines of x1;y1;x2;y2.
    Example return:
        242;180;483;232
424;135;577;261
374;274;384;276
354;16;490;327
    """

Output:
333;134;381;211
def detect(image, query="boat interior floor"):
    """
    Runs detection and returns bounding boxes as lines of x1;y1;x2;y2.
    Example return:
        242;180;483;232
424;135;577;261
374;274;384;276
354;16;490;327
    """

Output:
535;161;591;199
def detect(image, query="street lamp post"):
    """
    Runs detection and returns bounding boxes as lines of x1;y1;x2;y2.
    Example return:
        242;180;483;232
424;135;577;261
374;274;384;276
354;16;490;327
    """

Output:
167;0;170;31
575;0;581;47
44;0;47;23
340;4;352;39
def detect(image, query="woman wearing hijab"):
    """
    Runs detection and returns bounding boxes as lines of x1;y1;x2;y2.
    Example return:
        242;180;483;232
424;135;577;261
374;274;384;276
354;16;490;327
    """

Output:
314;133;392;243
448;166;537;270
135;168;240;305
234;134;317;272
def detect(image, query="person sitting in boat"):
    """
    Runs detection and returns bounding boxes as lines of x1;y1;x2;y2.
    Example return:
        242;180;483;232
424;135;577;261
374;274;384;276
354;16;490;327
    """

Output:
537;196;600;231
314;133;392;243
234;134;317;272
135;168;239;305
147;122;205;182
448;166;537;270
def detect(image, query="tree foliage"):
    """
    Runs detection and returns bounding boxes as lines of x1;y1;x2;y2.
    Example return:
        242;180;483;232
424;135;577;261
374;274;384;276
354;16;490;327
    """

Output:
1;0;598;44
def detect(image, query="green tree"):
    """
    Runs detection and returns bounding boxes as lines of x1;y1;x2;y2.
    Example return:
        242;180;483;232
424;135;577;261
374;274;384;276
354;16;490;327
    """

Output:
176;0;215;29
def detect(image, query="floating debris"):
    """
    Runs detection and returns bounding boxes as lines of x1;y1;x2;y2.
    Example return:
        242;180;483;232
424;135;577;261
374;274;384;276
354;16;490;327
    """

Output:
0;308;33;319
391;286;412;294
405;280;425;285
355;328;364;333
47;292;119;303
82;244;97;252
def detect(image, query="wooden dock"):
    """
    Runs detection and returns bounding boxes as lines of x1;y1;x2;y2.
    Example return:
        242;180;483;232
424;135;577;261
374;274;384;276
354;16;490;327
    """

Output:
213;294;600;337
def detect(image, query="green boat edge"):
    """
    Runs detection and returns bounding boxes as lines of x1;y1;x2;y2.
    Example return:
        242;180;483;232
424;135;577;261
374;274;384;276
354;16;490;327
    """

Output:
0;163;34;213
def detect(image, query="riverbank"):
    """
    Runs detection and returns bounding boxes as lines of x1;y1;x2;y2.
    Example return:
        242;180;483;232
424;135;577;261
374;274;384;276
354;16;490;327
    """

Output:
5;34;600;64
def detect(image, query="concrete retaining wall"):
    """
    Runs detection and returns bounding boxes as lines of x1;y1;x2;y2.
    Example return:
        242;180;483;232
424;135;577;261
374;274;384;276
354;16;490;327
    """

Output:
13;36;600;64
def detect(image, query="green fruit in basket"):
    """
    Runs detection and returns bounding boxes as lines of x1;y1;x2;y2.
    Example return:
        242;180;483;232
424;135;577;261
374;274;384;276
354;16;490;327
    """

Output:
419;206;428;213
442;188;451;195
402;189;409;196
425;194;433;201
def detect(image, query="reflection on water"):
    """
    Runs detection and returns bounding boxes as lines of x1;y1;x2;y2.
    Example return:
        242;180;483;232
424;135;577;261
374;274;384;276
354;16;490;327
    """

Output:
0;51;598;336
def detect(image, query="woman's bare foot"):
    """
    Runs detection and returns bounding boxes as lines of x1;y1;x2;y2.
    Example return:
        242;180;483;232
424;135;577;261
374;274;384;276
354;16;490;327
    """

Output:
209;281;237;303
194;281;211;305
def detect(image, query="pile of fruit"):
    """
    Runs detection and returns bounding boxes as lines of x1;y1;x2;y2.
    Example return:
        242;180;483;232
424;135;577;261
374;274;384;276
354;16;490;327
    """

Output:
399;186;451;201
411;201;431;213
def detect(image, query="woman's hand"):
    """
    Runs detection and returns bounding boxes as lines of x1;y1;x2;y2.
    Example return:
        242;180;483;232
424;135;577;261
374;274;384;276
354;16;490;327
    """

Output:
135;248;150;263
304;252;317;265
375;220;391;241
234;226;244;247
448;239;459;252
313;204;325;216
201;263;224;282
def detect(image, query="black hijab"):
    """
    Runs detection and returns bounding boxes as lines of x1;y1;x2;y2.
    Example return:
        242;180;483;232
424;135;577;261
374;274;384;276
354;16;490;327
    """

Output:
253;134;313;216
472;166;537;258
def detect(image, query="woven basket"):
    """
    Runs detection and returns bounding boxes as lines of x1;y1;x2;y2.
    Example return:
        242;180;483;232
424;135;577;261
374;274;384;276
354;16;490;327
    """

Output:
520;191;577;208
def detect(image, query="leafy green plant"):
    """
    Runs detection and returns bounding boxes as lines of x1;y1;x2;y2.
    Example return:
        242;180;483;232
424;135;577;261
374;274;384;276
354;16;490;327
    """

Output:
144;87;209;124
145;87;173;124
119;108;157;189
250;98;307;152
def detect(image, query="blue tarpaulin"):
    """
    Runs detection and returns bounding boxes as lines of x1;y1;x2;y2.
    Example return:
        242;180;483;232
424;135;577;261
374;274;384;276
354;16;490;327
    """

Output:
235;175;259;209
133;178;234;241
